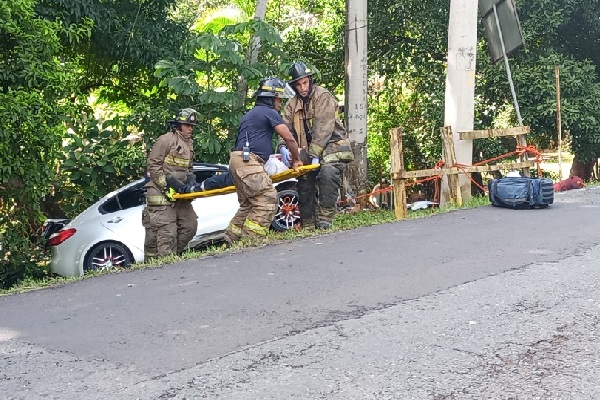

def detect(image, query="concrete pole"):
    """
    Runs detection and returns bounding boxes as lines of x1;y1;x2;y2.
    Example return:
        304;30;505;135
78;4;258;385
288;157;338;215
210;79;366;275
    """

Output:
555;65;563;179
442;0;478;204
345;0;369;202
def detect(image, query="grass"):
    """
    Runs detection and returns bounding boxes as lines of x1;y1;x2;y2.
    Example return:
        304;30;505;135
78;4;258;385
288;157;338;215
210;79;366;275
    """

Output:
0;194;491;296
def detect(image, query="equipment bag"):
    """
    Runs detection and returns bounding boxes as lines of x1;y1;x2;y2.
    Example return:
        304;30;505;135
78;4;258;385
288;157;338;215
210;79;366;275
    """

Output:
488;177;554;209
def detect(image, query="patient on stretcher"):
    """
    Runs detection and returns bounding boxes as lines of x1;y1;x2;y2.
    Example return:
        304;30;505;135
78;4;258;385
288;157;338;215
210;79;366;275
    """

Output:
200;172;234;191
199;156;288;191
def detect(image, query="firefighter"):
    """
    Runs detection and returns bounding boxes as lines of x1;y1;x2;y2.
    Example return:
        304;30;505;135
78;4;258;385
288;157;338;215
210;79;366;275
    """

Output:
223;77;302;246
142;108;201;260
279;62;354;230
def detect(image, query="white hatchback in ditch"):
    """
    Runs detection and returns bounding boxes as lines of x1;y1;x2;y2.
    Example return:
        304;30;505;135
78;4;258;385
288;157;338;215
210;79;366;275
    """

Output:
46;163;301;277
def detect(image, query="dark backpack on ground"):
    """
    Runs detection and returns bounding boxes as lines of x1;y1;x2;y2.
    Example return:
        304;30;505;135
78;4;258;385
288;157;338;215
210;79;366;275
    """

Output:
488;177;554;209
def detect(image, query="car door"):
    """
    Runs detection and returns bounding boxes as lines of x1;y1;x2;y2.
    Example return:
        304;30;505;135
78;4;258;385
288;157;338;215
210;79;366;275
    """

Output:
191;191;239;236
98;181;146;253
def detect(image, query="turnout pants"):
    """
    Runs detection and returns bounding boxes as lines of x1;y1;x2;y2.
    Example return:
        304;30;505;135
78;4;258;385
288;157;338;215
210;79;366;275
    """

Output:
142;200;198;259
224;151;277;243
298;162;345;229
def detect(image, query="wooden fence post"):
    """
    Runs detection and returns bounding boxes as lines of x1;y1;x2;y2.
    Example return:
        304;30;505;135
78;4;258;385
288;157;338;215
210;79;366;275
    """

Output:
390;128;408;219
516;133;531;177
440;126;463;207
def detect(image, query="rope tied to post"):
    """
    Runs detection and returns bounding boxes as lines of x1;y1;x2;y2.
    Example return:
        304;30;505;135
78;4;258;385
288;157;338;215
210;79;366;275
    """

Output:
340;145;543;206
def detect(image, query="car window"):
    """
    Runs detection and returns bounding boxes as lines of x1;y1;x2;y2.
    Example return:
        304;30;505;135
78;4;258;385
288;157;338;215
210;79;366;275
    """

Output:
99;182;146;214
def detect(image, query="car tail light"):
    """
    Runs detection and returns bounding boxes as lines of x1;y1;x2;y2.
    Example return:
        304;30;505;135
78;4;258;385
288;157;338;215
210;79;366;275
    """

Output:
48;228;77;246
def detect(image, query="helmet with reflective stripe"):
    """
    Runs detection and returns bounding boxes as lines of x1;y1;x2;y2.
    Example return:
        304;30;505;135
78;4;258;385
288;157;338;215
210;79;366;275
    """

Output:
255;77;290;98
288;62;315;84
169;108;198;126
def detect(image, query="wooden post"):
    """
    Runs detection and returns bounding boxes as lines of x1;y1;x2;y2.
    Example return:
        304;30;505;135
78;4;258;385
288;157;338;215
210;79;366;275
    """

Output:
440;126;463;206
516;133;531;177
390;128;407;219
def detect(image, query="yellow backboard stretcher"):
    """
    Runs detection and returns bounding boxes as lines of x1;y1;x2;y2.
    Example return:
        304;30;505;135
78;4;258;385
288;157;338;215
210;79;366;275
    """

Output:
173;163;321;200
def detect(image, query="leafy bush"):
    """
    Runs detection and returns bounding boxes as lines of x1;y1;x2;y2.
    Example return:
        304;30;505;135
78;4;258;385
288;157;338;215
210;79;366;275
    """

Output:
0;207;48;289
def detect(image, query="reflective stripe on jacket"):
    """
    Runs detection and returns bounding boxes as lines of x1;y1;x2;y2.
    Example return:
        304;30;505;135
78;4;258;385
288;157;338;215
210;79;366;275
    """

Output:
145;129;194;203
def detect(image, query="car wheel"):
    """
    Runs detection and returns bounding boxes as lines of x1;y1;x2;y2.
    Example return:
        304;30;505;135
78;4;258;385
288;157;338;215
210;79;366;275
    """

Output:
84;242;133;272
271;188;301;231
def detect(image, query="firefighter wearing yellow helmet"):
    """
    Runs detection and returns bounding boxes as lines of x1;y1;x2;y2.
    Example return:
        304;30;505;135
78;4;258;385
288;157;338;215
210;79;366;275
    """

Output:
142;108;201;260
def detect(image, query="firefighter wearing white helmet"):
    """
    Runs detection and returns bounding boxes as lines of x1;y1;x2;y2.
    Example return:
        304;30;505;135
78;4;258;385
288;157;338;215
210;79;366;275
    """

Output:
223;78;302;246
279;62;354;230
142;108;201;260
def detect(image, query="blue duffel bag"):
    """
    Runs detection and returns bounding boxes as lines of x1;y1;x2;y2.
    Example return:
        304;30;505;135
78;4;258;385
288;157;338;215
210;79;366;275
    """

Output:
488;177;554;209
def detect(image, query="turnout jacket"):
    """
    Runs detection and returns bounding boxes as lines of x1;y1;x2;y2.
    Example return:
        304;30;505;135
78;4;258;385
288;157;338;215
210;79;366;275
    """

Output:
282;85;353;164
145;129;194;205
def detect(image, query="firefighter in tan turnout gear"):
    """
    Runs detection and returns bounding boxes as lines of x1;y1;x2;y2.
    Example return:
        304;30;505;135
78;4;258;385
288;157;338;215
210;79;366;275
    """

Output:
223;78;302;246
143;108;202;260
280;62;354;230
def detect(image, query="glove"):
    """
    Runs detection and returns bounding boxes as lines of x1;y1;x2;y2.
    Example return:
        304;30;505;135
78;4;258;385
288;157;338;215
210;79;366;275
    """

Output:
166;174;190;193
279;146;291;167
186;174;203;192
187;174;198;186
165;187;176;202
311;157;320;165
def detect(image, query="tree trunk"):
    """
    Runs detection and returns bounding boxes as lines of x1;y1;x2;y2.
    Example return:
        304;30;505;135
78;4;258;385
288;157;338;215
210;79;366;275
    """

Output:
236;0;268;108
569;157;595;181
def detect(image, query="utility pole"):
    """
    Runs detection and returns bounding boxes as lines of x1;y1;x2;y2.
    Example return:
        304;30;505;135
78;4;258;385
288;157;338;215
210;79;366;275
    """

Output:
442;0;479;204
555;65;563;179
345;0;368;202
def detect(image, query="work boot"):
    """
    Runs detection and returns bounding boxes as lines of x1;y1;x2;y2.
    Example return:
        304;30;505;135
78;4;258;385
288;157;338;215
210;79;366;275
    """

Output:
223;230;239;245
300;213;316;230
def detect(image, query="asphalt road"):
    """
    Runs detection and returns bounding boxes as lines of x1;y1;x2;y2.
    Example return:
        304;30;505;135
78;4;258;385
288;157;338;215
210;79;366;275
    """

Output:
2;187;600;399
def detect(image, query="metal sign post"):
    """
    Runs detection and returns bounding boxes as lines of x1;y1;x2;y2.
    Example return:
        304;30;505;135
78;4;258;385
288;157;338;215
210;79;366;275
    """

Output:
491;2;529;175
493;3;523;127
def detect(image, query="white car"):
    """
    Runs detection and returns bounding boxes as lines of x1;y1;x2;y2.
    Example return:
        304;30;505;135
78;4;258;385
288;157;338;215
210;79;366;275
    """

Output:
46;163;300;277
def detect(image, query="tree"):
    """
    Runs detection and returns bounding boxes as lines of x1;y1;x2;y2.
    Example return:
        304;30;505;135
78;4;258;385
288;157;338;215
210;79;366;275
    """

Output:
476;0;600;179
155;18;291;161
366;0;449;190
236;0;268;107
32;0;192;213
1;0;191;287
0;0;88;287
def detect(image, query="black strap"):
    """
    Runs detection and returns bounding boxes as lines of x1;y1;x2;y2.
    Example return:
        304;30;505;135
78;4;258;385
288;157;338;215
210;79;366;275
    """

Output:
302;105;313;143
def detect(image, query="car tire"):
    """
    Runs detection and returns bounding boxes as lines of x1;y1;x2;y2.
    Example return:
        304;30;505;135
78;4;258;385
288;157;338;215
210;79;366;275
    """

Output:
84;242;133;272
271;188;301;231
